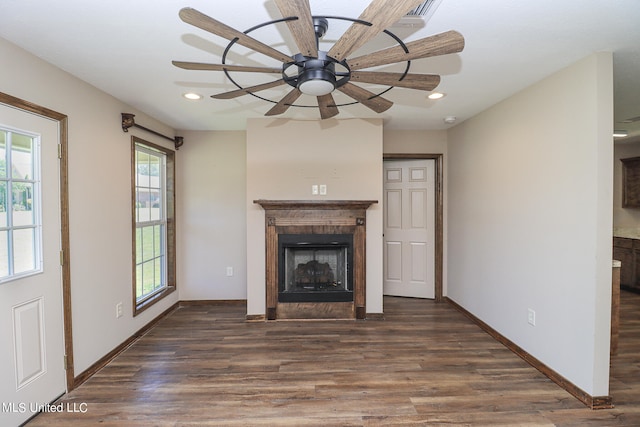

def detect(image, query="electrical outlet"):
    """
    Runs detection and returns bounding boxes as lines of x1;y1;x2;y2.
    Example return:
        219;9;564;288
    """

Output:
527;308;536;326
311;185;319;195
319;184;327;195
226;266;233;277
116;302;123;319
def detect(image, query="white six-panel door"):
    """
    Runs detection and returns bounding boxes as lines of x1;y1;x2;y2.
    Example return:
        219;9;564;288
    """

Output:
383;159;435;298
0;105;65;426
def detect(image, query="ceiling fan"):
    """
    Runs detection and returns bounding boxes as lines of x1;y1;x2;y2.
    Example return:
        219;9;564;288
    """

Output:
172;0;465;119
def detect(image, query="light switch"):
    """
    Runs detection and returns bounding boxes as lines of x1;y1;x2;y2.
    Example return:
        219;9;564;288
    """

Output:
312;185;319;195
319;184;327;195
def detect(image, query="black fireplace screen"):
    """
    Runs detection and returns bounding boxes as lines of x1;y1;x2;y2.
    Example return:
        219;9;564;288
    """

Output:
278;234;353;302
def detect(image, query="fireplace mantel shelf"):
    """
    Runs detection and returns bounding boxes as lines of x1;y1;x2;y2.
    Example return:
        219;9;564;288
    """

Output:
254;200;377;210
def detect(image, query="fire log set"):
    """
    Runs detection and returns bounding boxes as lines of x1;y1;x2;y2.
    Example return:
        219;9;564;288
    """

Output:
294;260;340;289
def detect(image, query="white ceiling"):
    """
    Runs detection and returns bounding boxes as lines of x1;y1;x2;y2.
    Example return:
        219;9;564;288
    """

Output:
1;0;639;138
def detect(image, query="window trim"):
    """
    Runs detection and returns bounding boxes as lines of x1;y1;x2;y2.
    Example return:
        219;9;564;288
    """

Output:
131;137;175;315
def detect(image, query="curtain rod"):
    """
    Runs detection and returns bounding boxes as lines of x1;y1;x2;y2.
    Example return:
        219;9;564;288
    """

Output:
121;113;183;150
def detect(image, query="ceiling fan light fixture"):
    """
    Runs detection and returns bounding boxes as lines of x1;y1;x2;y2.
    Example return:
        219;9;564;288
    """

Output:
297;57;337;96
428;92;445;100
299;78;336;96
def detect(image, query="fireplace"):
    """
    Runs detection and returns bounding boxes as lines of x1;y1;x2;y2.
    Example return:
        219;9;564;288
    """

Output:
254;200;377;320
279;234;353;303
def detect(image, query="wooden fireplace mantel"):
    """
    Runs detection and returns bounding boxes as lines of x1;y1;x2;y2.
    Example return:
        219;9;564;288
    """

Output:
254;199;377;210
254;199;377;320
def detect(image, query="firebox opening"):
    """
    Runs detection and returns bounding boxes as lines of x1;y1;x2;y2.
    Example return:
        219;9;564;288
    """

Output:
278;234;353;303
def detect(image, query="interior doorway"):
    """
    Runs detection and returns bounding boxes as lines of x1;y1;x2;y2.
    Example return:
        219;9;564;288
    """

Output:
383;154;443;301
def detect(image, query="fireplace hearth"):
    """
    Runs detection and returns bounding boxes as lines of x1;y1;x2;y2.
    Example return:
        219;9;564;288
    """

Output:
254;200;377;320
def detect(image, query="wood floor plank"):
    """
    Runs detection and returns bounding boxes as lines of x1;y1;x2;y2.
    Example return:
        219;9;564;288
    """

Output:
25;292;640;426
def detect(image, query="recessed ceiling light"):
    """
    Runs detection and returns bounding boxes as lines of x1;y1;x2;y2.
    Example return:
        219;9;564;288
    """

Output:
614;130;628;138
183;92;202;100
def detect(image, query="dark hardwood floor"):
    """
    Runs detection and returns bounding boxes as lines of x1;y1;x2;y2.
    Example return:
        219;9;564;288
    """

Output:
27;292;640;426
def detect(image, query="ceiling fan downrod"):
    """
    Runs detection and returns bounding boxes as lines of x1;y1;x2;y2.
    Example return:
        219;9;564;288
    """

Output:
313;17;329;48
284;17;351;96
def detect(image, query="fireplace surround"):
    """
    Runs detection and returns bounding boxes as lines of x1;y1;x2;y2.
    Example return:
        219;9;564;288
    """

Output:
254;200;377;320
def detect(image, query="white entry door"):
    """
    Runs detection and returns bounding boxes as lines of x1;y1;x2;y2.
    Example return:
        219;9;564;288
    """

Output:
383;159;435;298
0;105;65;427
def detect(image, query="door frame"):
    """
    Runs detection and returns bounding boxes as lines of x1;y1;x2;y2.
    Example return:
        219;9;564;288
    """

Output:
383;154;443;302
0;92;74;390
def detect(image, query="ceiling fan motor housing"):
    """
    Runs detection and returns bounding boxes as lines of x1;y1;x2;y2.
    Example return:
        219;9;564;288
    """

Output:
295;52;337;95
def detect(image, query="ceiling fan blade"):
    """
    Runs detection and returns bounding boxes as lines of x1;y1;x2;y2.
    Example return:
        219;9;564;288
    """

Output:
348;30;465;71
274;0;318;57
338;82;393;113
317;94;339;119
172;61;282;74
327;0;424;62
212;80;286;100
179;7;292;63
265;88;303;116
350;71;440;91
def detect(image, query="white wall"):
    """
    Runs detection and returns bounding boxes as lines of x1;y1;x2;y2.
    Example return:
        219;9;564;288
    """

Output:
0;37;179;374
177;129;449;310
383;129;448;154
447;53;613;396
246;118;383;316
178;130;247;300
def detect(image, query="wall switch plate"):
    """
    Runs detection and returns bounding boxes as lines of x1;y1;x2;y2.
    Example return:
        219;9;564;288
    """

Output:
116;302;123;319
527;308;536;326
226;266;233;277
312;185;319;195
319;184;327;195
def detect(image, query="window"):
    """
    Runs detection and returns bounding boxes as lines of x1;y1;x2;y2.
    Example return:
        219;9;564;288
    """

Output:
132;137;175;314
0;127;41;283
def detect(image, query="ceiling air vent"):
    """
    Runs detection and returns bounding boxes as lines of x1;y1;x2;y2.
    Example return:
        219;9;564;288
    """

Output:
394;0;443;28
406;0;443;17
